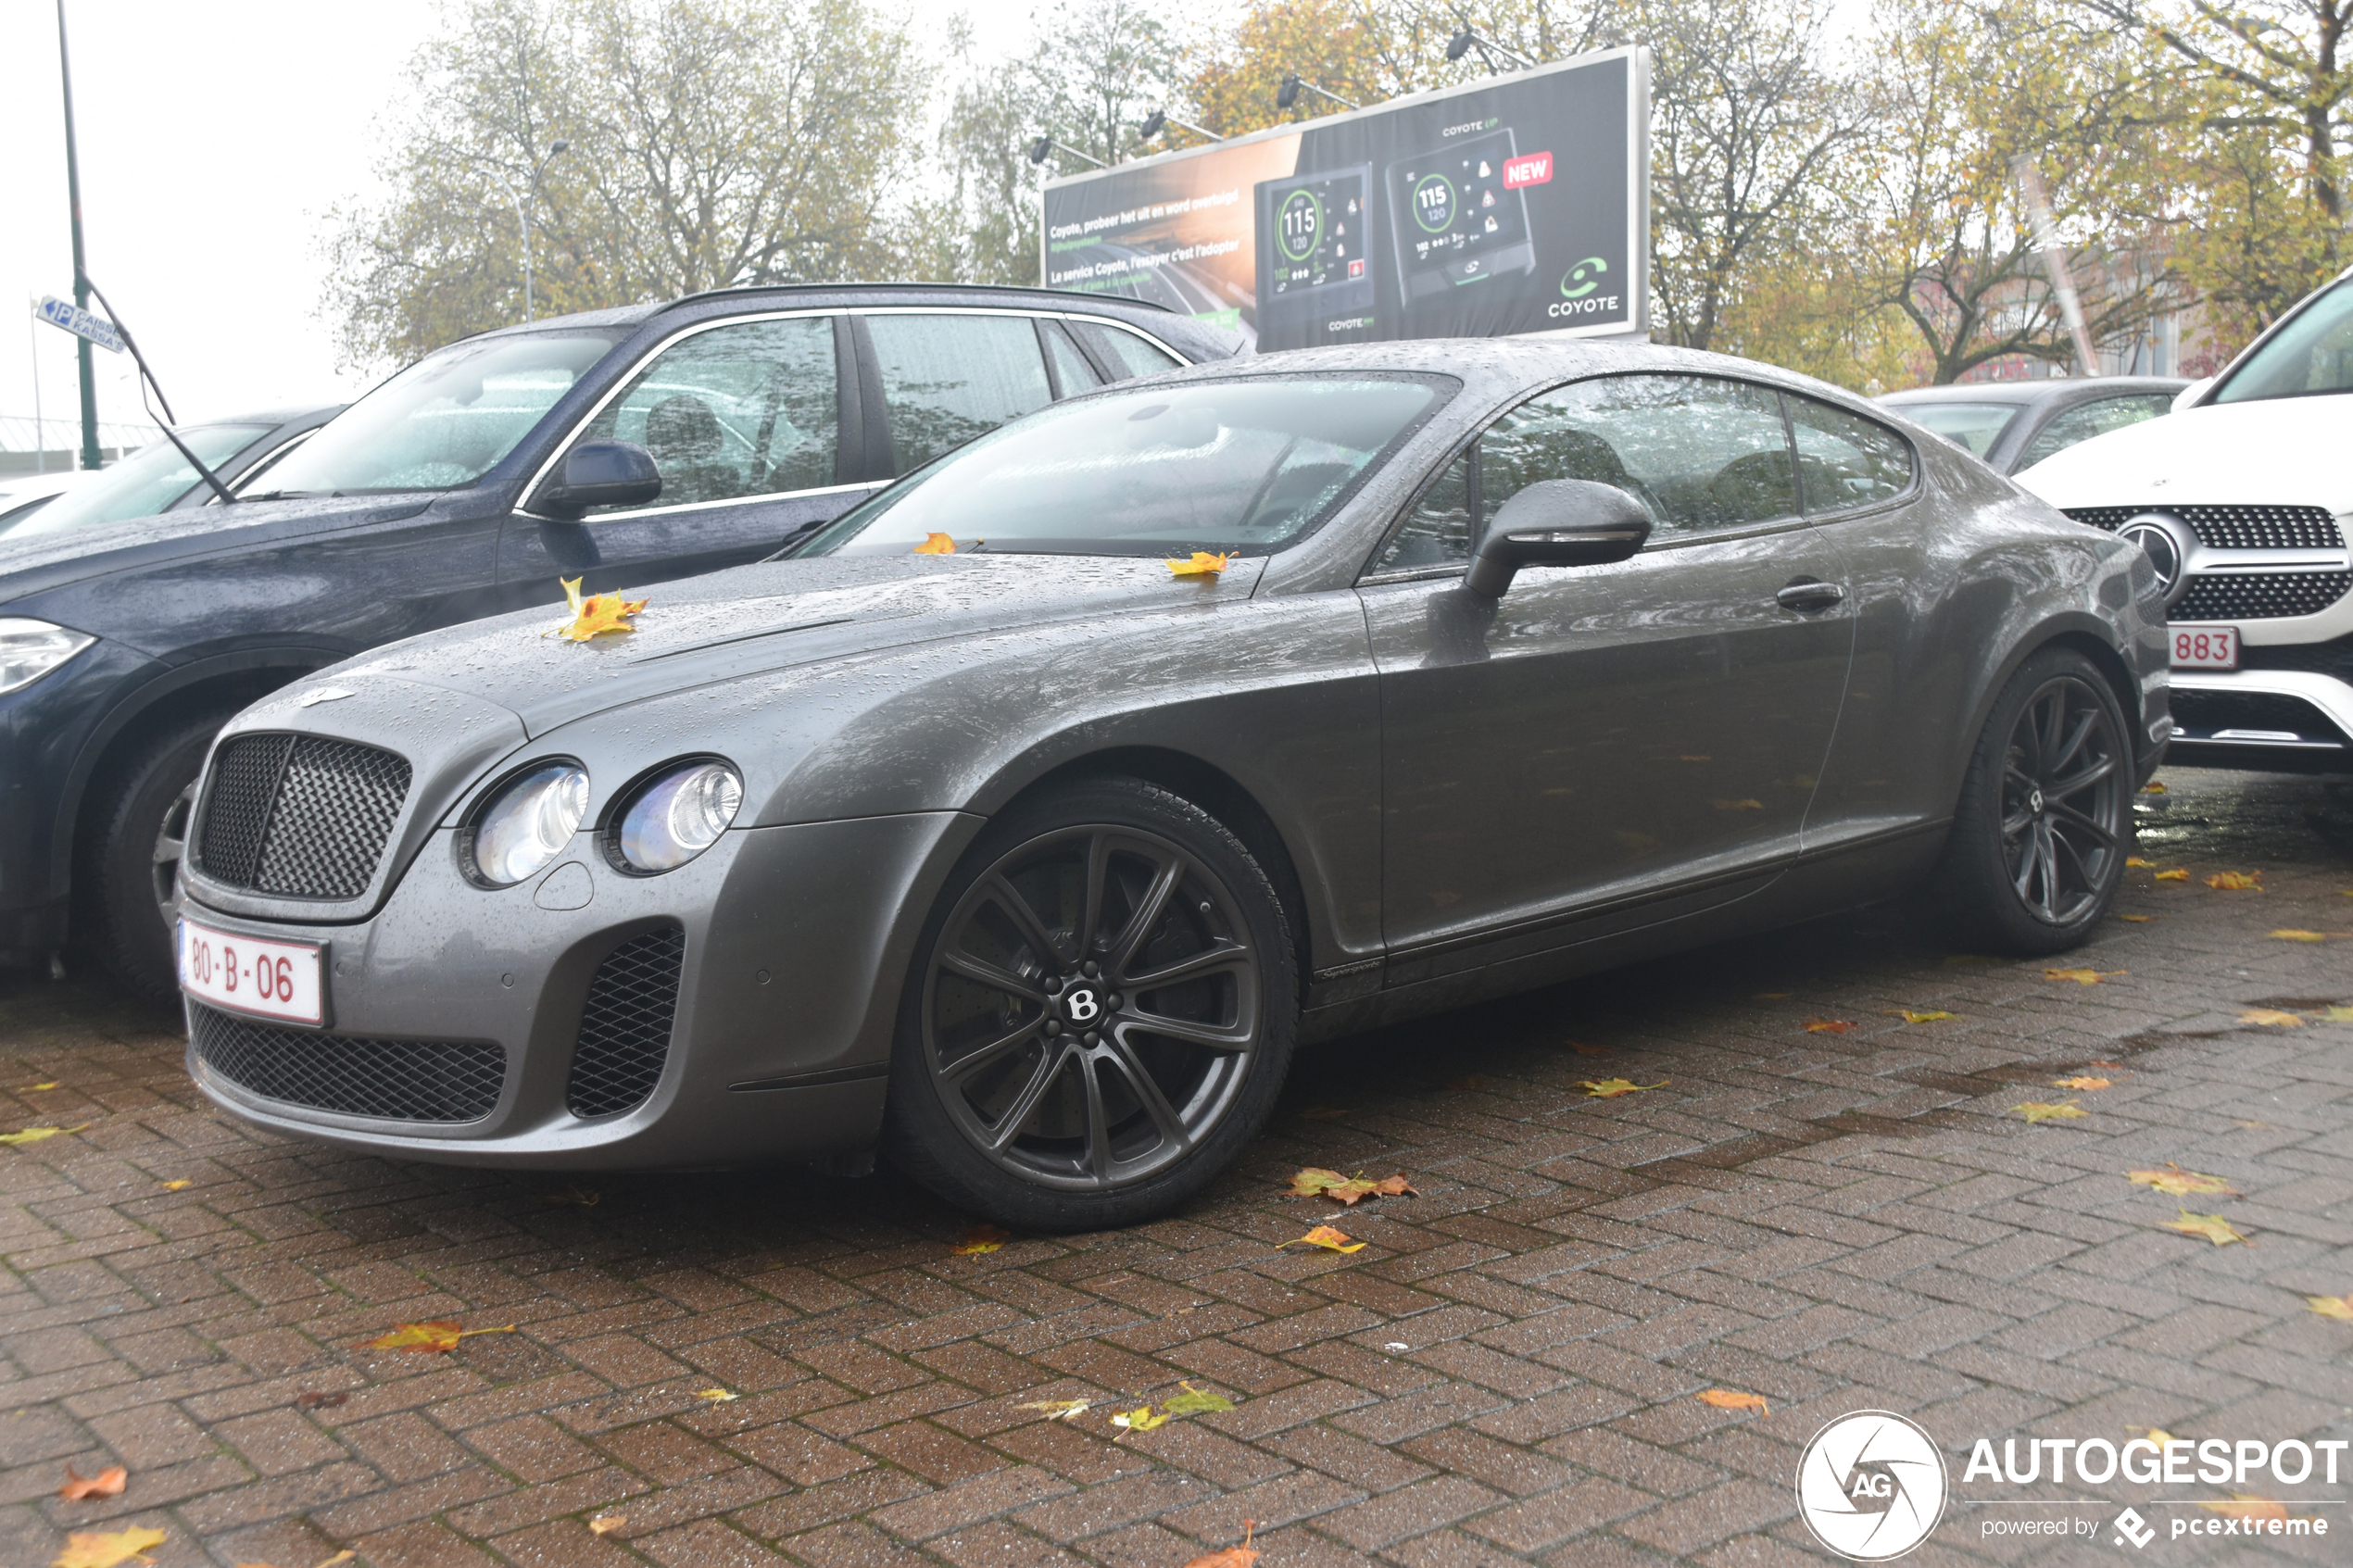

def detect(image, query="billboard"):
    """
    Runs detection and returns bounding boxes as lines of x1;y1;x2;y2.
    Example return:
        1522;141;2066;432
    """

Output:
1041;46;1647;352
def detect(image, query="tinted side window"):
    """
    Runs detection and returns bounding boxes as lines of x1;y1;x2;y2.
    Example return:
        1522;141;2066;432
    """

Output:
2015;394;2172;470
870;314;1053;475
1486;374;1795;537
573;316;837;516
1375;452;1473;571
1788;395;1913;512
1070;320;1183;381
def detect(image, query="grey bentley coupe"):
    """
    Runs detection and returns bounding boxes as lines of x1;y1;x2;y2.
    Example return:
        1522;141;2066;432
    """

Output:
172;339;2169;1229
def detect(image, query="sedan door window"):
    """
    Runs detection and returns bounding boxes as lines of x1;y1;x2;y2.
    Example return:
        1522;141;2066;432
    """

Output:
869;313;1054;475
1788;395;1914;512
2014;394;2173;470
570;316;839;517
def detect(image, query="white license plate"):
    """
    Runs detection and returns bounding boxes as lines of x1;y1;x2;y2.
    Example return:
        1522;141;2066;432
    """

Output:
2171;625;2238;670
178;919;324;1024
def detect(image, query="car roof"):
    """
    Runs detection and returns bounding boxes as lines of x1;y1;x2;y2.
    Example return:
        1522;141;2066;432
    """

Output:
1879;376;2187;408
460;283;1186;345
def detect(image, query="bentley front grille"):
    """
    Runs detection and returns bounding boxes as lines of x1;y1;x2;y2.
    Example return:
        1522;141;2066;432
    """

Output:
191;1003;505;1123
196;734;412;899
566;925;686;1118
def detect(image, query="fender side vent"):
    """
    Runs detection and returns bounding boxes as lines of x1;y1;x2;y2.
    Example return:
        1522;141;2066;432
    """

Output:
568;925;686;1118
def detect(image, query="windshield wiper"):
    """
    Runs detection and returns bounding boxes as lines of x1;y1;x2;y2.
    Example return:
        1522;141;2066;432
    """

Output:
78;271;237;506
239;490;324;502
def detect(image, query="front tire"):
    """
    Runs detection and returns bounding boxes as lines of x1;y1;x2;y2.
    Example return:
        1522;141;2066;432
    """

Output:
1920;647;2131;954
883;777;1298;1232
80;712;226;1000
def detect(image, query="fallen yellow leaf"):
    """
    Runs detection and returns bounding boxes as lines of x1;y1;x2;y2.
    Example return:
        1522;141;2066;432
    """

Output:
2270;929;2334;942
2239;1008;2303;1027
360;1321;516;1354
2126;856;2156;868
25;1081;57;1090
588;1517;626;1536
1017;1399;1095;1421
2045;968;2124;985
2051;1075;2112;1090
2201;1495;2288;1523
1182;1520;1259;1568
952;1223;1010;1254
912;532;956;554
553;577;647;641
695;1387;737;1402
1160;1383;1237;1417
1277;1224;1366;1253
1892;1010;1957;1023
159;1180;192;1191
1580;1077;1667;1097
2120;913;2153;922
2325;1004;2353;1022
53;1527;168;1568
1804;1018;1857;1034
1698;1387;1768;1416
59;1464;127;1500
1166;551;1231;577
2127;1164;2237;1197
2154;868;2188;881
2206;871;2262;890
1287;1168;1417;1205
2141;781;2167;794
0;1123;87;1145
2130;1426;2176;1445
2014;1100;2088;1123
1111;1405;1170;1431
2303;1294;2353;1322
2161;1209;2247;1246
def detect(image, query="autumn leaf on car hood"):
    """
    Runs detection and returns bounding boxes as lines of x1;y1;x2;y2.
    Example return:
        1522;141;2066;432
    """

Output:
1166;551;1230;576
912;532;956;554
553;576;648;641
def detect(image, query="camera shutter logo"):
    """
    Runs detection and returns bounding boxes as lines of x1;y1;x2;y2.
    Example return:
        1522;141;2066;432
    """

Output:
1795;1411;1947;1561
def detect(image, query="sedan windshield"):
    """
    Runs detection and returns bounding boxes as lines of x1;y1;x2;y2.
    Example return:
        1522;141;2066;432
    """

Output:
250;329;626;495
5;422;271;539
808;376;1445;557
1889;400;2020;458
2213;280;2353;403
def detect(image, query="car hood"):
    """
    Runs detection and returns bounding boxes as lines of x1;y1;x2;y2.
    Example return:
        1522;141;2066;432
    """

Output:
0;491;440;608
2015;395;2353;512
306;551;1271;740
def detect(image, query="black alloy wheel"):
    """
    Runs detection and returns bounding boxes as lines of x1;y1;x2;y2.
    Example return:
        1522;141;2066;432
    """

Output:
79;711;230;1000
887;777;1296;1230
1922;646;2132;954
1999;673;2127;925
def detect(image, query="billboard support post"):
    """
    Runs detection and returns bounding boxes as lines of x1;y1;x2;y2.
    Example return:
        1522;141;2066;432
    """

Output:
1041;46;1649;354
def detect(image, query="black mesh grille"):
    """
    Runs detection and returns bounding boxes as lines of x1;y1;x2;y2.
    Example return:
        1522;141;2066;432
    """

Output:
195;734;411;898
2242;633;2353;684
2174;571;2352;621
198;734;293;886
567;926;685;1118
191;1003;504;1122
2065;504;2344;550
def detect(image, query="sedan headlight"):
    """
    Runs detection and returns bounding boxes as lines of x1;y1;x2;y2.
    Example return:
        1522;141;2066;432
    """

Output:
0;618;96;696
611;760;742;873
466;761;589;886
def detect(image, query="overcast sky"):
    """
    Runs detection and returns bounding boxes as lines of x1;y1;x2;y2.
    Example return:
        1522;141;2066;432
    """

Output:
0;0;1054;444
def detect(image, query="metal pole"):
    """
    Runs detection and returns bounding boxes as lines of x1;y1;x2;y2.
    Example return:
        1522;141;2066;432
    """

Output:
2012;157;2098;377
30;296;44;475
56;0;101;470
521;193;535;321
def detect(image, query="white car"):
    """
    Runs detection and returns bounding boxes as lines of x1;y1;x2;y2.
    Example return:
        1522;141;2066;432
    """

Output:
2018;265;2353;774
0;468;91;533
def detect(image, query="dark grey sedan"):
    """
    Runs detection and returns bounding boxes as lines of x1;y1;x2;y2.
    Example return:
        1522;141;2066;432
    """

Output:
174;340;2169;1230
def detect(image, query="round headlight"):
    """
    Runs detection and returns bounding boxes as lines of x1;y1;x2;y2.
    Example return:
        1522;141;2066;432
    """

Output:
469;762;589;886
614;761;742;873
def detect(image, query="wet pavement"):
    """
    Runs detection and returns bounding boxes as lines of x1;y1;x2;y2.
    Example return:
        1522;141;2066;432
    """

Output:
3;767;2351;1567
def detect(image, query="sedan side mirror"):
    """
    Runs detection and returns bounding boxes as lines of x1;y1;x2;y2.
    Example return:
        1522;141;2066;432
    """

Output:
1463;479;1652;597
534;440;662;521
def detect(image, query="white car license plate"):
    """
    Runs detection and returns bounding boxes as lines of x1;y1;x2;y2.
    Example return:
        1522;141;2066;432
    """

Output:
2171;625;2238;670
178;919;324;1024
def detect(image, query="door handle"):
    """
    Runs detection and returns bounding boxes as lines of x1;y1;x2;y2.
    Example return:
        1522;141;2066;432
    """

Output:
1776;578;1845;612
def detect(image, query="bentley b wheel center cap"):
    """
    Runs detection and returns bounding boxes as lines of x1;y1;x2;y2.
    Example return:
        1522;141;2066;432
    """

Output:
2030;787;2045;813
1061;985;1103;1025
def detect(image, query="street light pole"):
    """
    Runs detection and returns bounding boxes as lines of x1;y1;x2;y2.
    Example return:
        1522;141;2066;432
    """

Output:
55;0;101;471
509;139;570;322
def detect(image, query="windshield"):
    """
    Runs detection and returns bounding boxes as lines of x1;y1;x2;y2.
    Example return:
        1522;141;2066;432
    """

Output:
806;376;1446;558
252;329;626;495
2213;280;2353;403
1891;400;2020;458
6;423;271;538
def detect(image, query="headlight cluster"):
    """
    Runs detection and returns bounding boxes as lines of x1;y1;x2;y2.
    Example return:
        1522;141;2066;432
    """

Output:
0;618;96;696
463;757;742;886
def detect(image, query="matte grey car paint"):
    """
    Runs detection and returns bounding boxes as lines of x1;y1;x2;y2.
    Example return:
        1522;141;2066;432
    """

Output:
179;338;2169;1170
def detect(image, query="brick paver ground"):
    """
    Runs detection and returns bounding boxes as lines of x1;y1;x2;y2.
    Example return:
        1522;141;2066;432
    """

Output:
4;768;2351;1567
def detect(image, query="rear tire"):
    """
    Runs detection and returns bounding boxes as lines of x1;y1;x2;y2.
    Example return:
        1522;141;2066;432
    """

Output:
883;776;1298;1232
1919;647;2131;954
80;712;227;1001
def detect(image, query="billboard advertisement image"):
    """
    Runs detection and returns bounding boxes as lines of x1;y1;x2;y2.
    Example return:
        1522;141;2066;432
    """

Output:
1041;46;1648;352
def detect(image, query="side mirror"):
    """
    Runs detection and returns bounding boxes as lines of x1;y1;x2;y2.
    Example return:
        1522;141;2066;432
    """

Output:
534;440;662;520
1463;479;1652;597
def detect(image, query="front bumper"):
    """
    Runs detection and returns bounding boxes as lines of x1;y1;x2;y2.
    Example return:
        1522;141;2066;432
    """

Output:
182;810;979;1168
2165;669;2353;774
